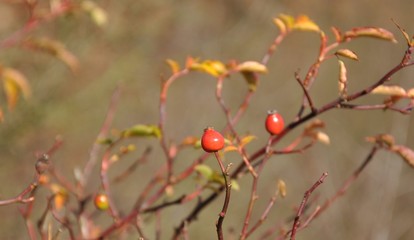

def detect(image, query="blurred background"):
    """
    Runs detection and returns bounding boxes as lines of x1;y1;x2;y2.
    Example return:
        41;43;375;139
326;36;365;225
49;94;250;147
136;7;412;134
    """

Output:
0;0;414;239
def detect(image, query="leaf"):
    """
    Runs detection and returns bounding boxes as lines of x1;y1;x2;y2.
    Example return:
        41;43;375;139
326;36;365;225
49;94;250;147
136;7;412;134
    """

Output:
241;71;258;91
292;15;320;32
231;179;240;191
24;37;79;73
343;27;397;43
122;124;161;138
371;85;407;97
331;27;342;42
81;0;108;27
96;138;113;145
335;49;359;61
304;119;325;133
338;60;347;98
237;61;267;73
315;131;330;145
181;136;199;146
223;145;238;153
273;17;287;34
166;59;180;74
277;179;287;198
365;134;395;147
190;60;227;77
1;67;31;110
278;14;295;29
392;145;414;168
407;88;414;98
0;108;3;122
240;135;256;147
392;19;412;46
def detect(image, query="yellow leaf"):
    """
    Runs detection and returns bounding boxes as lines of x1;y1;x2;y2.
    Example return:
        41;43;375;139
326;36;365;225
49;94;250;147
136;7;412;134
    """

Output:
1;68;31;110
240;135;256;147
190;60;227;77
273;18;287;34
316;131;330;145
277;179;287;198
338;60;347;98
0;108;3;122
81;0;108;27
166;59;180;74
237;61;267;73
292;15;320;32
371;85;407;97
223;145;238;153
343;27;397;43
24;37;79;73
278;14;295;29
231;179;240;191
335;49;359;61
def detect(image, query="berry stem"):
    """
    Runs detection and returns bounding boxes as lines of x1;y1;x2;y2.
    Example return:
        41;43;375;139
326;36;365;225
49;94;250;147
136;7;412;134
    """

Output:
214;152;232;240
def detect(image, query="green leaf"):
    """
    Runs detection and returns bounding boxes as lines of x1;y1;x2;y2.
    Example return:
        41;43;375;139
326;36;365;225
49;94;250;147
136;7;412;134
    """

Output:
122;124;161;138
194;164;213;179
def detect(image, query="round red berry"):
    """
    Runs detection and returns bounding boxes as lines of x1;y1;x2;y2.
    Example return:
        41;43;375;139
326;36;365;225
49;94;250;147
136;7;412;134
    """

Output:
201;127;225;153
94;193;109;211
265;110;285;135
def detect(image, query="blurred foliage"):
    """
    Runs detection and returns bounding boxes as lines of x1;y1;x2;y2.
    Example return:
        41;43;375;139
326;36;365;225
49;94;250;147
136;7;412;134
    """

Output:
0;0;413;239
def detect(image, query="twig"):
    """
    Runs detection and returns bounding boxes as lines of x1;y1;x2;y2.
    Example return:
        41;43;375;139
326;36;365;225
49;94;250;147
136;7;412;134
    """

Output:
290;172;328;240
294;71;316;112
214;152;232;240
82;87;122;191
112;147;152;183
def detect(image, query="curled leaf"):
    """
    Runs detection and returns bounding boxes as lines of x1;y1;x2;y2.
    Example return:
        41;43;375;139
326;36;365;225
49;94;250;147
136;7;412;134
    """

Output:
81;0;108;27
273;17;287;34
371;85;407;97
331;27;342;42
392;145;414;168
278;14;295;29
335;49;359;61
343;27;397;43
304;119;325;133
315;131;330;145
122;124;161;138
241;71;258;92
365;134;395;147
223;145;238;153
237;61;267;73
240;135;256;147
24;37;79;73
166;59;180;74
190;60;227;77
338;60;347;98
277;179;287;198
392;19;412;47
1;67;31;110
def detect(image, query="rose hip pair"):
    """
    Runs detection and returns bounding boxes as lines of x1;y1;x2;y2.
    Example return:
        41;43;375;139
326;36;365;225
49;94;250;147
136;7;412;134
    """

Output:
201;110;284;152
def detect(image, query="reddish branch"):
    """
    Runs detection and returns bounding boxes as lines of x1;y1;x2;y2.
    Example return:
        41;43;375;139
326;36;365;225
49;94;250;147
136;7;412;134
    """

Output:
290;172;328;240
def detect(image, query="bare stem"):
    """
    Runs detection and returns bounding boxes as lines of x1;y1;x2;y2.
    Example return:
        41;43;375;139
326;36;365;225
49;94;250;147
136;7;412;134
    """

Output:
290;172;328;240
214;152;232;240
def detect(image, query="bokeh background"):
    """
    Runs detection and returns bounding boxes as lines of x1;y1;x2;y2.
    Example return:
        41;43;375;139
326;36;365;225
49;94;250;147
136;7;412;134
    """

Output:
1;0;414;239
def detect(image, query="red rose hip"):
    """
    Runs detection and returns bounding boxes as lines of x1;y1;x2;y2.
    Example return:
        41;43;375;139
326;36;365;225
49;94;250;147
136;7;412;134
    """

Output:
201;127;224;152
265;110;284;135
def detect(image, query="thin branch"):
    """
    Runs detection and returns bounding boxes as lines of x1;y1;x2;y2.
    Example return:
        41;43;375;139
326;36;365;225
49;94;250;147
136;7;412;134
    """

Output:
290;172;328;240
214;152;232;240
82;86;122;190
